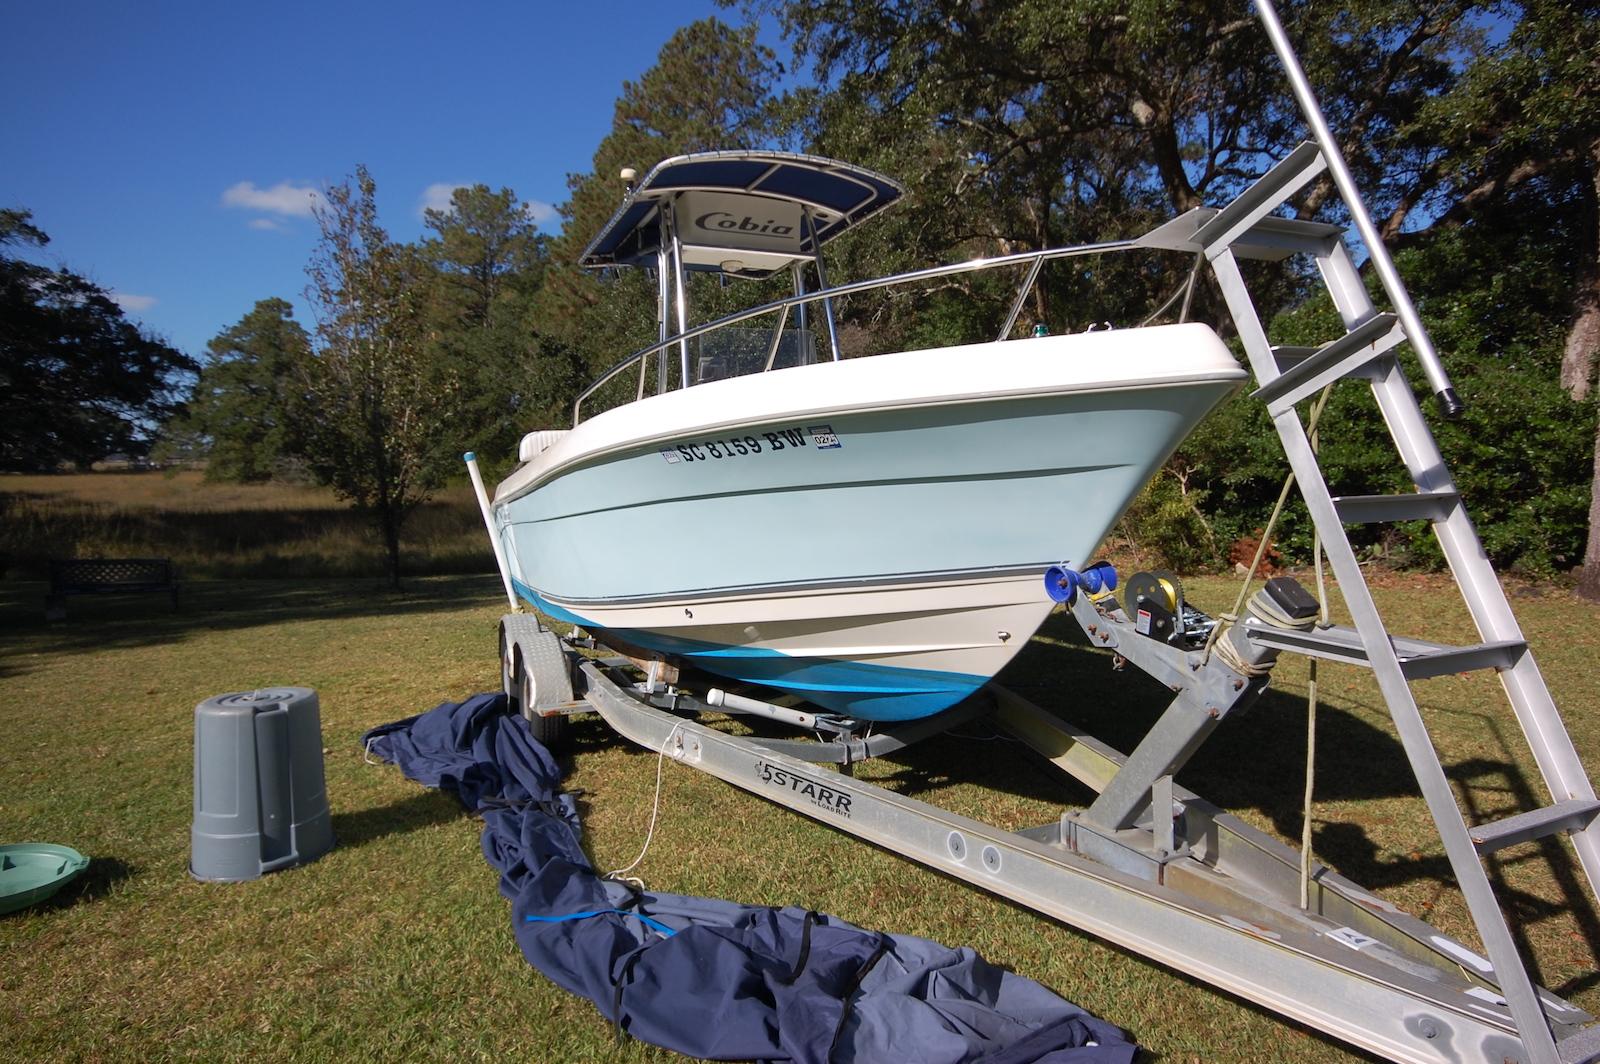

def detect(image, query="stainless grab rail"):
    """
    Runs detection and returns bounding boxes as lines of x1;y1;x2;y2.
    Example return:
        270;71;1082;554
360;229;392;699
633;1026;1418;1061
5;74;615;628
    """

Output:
573;237;1139;425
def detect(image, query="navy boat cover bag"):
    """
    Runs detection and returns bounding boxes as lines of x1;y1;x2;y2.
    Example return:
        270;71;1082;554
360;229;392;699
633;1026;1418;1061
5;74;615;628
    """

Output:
363;694;1136;1064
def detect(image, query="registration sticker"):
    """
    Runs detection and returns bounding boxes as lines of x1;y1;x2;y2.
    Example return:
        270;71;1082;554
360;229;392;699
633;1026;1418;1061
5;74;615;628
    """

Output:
659;448;682;464
1327;926;1380;952
809;424;841;449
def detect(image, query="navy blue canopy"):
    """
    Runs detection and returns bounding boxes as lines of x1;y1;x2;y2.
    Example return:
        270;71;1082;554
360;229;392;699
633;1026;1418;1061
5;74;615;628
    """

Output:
580;151;904;276
362;694;1136;1063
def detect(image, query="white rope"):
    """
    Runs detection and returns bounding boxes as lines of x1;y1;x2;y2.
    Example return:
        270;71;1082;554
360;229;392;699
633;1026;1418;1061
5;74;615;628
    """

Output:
1199;385;1337;669
945;730;1025;745
604;722;685;883
1183;377;1336;910
1300;414;1334;911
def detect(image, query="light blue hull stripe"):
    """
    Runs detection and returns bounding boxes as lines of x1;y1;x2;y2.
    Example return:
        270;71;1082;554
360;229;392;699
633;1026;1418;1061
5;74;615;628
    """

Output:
510;578;985;721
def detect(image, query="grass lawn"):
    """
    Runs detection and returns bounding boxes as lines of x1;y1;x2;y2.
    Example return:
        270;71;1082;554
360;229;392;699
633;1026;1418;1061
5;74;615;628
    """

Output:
2;564;1597;1062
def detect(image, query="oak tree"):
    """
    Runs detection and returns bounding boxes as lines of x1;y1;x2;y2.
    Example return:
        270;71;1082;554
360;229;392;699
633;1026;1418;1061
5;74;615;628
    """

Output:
297;167;462;588
1;209;193;470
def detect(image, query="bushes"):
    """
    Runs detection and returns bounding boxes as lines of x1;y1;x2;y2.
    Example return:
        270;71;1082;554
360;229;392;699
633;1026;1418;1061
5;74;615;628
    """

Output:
1111;466;1220;574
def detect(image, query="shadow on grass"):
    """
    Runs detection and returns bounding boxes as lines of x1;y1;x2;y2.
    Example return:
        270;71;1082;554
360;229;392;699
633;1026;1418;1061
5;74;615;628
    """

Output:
855;608;1600;976
331;788;469;850
869;609;1425;820
31;855;139;914
373;610;1600;1001
1454;752;1600;998
0;574;502;675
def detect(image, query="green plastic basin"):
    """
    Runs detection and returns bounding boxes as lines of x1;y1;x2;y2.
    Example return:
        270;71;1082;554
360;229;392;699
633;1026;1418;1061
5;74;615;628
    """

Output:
0;843;90;914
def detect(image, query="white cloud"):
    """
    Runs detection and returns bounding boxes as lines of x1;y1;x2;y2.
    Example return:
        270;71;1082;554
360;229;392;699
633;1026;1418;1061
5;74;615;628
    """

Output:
527;199;558;228
222;180;323;217
111;291;157;312
420;182;468;218
248;217;283;231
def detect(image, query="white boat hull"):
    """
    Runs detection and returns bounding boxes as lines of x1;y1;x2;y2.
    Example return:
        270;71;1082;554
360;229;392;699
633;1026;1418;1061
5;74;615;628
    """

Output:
495;324;1245;720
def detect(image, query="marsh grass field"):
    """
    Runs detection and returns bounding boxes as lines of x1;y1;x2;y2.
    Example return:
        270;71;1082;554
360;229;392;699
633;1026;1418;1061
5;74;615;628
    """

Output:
2;474;1599;1062
0;471;492;580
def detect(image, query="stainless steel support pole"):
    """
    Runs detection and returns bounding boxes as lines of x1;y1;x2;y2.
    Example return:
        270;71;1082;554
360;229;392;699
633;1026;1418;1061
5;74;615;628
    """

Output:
668;200;690;387
464;452;517;611
791;262;811;363
998;256;1044;340
762;304;791;371
1254;0;1461;416
806;209;842;361
656;218;670;394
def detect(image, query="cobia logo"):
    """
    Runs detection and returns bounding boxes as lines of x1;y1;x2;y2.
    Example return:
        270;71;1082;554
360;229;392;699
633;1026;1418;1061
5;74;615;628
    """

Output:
693;211;795;237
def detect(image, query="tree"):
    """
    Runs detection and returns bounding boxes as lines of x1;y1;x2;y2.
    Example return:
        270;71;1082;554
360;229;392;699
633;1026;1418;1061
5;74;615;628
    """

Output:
752;0;1504;337
171;298;310;481
556;17;778;253
1408;0;1600;592
535;17;780;414
419;186;579;466
297;167;462;588
0;209;194;471
754;0;1600;575
422;184;547;330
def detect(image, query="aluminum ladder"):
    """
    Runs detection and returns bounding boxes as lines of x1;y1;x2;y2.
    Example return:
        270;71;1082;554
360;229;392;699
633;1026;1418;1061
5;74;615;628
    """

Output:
1141;5;1600;1060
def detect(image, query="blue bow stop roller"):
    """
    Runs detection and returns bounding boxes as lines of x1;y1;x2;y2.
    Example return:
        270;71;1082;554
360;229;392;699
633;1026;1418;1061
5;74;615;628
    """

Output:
1044;562;1117;604
190;687;334;882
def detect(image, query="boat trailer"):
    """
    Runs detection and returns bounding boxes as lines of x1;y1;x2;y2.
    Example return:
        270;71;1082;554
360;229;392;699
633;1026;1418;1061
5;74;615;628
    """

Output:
498;565;1597;1064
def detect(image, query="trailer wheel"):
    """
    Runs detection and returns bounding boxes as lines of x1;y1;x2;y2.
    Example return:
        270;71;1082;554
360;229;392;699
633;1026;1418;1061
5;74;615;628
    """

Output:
500;618;571;748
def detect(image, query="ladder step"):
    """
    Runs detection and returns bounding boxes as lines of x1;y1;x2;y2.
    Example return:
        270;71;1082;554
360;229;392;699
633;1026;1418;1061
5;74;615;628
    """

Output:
1332;491;1461;524
1398;640;1527;680
1253;313;1403;411
1244;624;1527;678
1192;142;1328;257
1136;208;1346;262
1224;216;1348;261
1271;342;1388;379
1470;798;1600;856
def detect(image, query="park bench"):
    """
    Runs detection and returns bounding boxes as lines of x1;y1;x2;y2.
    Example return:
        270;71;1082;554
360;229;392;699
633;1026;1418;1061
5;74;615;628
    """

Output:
45;558;180;621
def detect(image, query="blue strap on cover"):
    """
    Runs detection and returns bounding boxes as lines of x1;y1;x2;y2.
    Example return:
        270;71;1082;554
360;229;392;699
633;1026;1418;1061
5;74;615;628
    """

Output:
525;908;678;938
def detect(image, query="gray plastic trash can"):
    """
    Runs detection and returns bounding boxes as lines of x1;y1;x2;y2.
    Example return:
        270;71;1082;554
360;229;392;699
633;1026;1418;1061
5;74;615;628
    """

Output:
191;687;334;882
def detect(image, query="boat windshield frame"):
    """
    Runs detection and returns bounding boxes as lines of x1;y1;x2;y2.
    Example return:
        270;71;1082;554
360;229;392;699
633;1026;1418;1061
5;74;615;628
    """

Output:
571;234;1173;426
581;152;908;395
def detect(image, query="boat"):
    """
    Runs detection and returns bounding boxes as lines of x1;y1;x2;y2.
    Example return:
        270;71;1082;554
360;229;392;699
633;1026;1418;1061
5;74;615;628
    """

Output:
484;151;1247;721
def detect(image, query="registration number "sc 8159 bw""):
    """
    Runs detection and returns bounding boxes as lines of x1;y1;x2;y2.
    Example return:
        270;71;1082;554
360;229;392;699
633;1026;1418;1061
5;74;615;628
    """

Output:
660;424;841;464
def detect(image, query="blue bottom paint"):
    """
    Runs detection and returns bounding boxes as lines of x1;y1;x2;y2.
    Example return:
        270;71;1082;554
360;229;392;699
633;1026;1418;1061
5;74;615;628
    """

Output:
511;578;984;721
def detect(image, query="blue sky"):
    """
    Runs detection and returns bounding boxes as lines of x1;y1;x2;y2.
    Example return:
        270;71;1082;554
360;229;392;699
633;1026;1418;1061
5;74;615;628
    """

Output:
2;0;738;360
